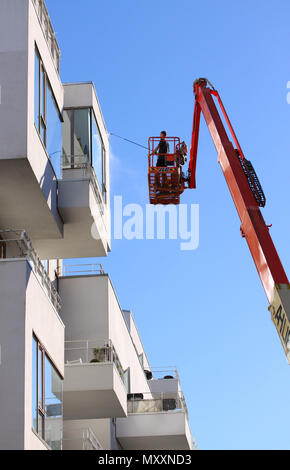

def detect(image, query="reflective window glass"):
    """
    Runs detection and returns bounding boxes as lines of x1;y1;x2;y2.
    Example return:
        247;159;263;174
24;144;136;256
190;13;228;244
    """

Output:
44;356;63;450
34;51;40;129
46;84;62;178
32;337;38;432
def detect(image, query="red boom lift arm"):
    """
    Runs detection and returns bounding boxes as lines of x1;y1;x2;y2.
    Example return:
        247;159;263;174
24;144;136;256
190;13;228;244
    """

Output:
189;78;290;362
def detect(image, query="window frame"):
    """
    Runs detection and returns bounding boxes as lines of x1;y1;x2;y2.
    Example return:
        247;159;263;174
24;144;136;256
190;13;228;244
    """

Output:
63;107;107;203
0;235;6;259
35;48;41;134
40;62;47;146
34;44;62;160
32;333;63;444
91;108;107;203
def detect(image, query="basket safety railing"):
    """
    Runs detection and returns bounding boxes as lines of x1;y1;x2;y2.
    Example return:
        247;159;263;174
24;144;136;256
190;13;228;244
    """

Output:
148;137;181;168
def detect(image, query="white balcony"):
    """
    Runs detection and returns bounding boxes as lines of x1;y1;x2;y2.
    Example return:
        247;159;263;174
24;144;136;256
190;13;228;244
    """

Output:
146;367;181;395
33;155;110;259
59;273;153;403
116;392;192;450
63;340;127;420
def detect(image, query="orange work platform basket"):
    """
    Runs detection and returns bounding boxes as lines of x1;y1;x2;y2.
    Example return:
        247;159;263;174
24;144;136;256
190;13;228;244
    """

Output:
148;137;186;205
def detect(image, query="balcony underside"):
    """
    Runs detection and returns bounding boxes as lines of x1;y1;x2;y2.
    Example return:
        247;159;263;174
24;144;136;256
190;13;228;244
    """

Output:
63;363;127;419
0;158;63;240
33;179;109;259
117;434;190;450
116;412;192;450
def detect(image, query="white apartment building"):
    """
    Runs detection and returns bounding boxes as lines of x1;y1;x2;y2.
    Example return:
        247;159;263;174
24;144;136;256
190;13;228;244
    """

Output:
0;0;193;451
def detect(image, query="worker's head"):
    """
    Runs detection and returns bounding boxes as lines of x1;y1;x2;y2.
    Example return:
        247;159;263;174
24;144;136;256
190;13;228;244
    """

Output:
160;131;167;139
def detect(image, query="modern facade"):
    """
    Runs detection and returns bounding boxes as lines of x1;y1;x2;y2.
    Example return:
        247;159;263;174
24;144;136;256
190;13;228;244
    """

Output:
0;0;193;450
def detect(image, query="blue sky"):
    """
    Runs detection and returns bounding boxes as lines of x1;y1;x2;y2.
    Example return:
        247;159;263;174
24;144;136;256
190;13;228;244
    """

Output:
47;0;290;450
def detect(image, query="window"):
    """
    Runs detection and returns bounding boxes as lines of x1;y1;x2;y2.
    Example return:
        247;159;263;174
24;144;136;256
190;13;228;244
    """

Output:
62;108;91;160
63;108;107;202
34;47;62;178
74;109;91;158
32;335;63;449
92;112;107;202
62;109;73;161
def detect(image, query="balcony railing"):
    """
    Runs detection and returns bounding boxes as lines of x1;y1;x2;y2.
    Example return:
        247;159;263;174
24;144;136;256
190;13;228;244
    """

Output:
62;154;92;171
65;339;125;385
32;0;61;72
62;154;104;215
127;391;188;418
145;367;180;381
62;427;103;451
0;230;61;312
57;263;105;277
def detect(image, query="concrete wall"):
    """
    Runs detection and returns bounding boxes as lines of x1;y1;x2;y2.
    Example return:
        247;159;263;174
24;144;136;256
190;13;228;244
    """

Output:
0;0;63;238
148;378;179;395
0;260;27;449
0;258;64;450
107;281;151;394
0;0;63;167
59;275;109;342
0;0;29;159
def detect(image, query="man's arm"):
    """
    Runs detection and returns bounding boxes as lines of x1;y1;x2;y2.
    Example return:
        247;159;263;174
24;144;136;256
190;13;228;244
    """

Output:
149;143;160;156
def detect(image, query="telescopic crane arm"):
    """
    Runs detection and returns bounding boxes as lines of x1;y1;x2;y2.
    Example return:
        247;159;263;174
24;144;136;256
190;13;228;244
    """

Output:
189;78;290;362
